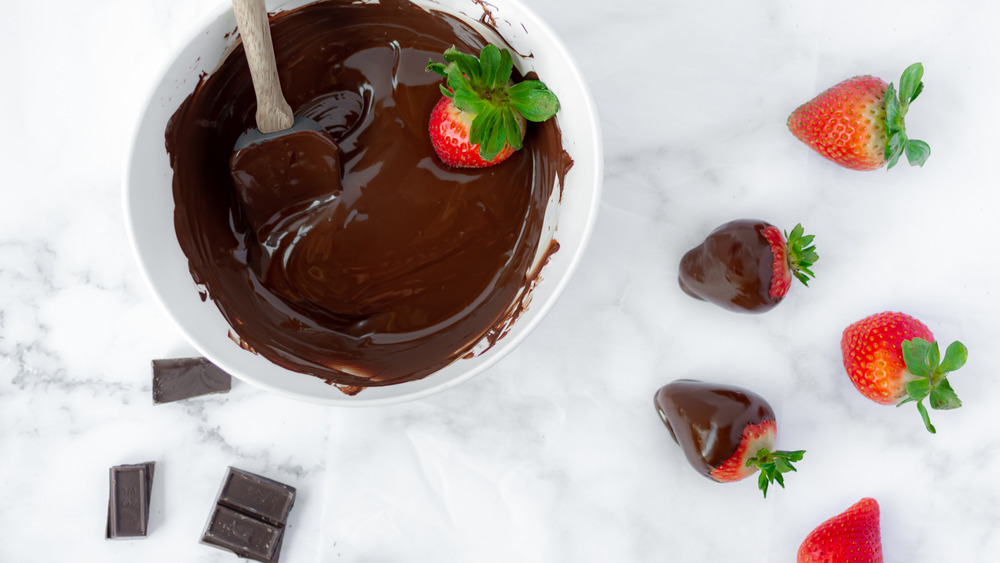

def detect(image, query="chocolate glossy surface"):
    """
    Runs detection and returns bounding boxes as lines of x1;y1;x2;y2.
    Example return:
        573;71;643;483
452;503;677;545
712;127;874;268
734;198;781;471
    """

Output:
165;0;570;390
654;379;775;478
678;219;778;313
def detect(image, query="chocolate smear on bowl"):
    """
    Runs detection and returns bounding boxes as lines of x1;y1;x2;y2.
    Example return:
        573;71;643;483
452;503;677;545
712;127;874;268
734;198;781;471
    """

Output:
165;0;572;392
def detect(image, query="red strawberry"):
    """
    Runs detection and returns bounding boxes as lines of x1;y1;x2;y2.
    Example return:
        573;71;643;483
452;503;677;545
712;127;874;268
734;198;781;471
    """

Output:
797;497;883;563
678;220;818;313
654;380;805;497
426;45;560;168
841;311;968;433
787;63;930;170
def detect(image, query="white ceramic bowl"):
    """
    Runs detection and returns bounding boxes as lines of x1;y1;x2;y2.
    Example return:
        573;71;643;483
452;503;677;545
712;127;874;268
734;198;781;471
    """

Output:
124;0;602;406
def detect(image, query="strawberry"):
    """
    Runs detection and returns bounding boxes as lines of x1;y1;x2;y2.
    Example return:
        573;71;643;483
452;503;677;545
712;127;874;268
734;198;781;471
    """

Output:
654;380;805;497
426;45;560;168
797;497;883;563
678;220;818;313
841;311;968;433
787;63;930;170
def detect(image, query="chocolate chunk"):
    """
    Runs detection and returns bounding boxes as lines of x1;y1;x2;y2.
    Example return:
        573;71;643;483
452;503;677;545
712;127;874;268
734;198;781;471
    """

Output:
201;505;284;563
201;467;295;562
217;467;296;527
106;462;155;539
152;357;231;404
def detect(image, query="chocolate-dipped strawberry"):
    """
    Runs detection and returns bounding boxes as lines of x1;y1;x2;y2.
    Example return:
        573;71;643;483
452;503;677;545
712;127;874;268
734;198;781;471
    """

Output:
678;220;817;313
654;379;805;497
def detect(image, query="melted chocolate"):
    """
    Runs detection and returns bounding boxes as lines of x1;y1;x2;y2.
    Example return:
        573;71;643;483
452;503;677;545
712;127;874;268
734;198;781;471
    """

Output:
653;379;774;478
229;129;343;243
678;219;779;313
165;0;571;390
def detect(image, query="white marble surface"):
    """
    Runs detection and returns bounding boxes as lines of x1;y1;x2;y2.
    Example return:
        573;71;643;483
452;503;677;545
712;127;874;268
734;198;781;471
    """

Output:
2;0;1000;561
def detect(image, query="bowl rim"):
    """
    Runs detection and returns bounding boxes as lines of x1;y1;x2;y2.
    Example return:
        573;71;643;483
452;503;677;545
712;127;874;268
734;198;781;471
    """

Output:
122;0;603;407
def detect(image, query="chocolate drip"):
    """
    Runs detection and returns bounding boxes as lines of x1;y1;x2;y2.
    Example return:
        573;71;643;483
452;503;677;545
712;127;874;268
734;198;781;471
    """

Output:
165;0;571;389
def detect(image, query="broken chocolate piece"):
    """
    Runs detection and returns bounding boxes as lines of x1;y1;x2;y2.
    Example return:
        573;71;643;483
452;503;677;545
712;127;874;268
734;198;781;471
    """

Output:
201;467;296;562
217;467;296;527
152;357;231;404
106;462;155;539
202;505;284;563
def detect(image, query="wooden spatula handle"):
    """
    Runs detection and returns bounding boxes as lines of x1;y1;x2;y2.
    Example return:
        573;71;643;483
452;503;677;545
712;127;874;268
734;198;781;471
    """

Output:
232;0;294;133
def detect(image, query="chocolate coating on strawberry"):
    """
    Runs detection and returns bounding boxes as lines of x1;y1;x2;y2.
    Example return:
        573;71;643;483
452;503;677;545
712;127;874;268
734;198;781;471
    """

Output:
678;220;817;313
655;380;774;474
654;379;804;497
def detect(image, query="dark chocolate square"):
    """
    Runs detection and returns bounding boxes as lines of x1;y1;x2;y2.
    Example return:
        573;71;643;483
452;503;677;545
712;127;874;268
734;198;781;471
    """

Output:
201;505;284;563
217;467;296;527
201;467;296;562
106;462;155;539
152;357;231;404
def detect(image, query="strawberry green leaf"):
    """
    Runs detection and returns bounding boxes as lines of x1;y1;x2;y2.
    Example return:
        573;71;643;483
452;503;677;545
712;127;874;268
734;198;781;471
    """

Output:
794;268;815;285
452;86;490;115
902;338;934;378
758;472;770;498
774;457;793;473
479;44;501;93
785;223;819;286
495;48;514;91
883;63;931;170
927;339;941;370
916;399;937;434
470;106;502;160
899;337;965;432
442;46;481;84
885;85;903;133
773;471;785;488
746;448;805;498
939;341;969;373
787;223;804;241
446;67;473;103
501;108;523;151
427;61;448;77
899;62;925;105
905;140;931;167
906;378;931;400
506;81;560;121
929;379;962;410
468;106;488;147
886;132;906;169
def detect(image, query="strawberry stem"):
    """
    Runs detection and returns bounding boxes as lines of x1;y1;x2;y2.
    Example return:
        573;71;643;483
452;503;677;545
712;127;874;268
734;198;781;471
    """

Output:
427;45;560;162
784;223;818;286
897;337;968;433
884;62;931;169
746;448;806;498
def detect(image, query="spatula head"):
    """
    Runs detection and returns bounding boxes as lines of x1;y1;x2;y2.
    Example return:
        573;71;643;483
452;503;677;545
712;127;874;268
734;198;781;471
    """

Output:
229;116;342;242
233;116;327;152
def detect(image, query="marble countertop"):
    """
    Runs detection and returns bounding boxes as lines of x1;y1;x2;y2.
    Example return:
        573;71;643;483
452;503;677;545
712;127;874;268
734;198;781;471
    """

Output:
3;0;999;561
